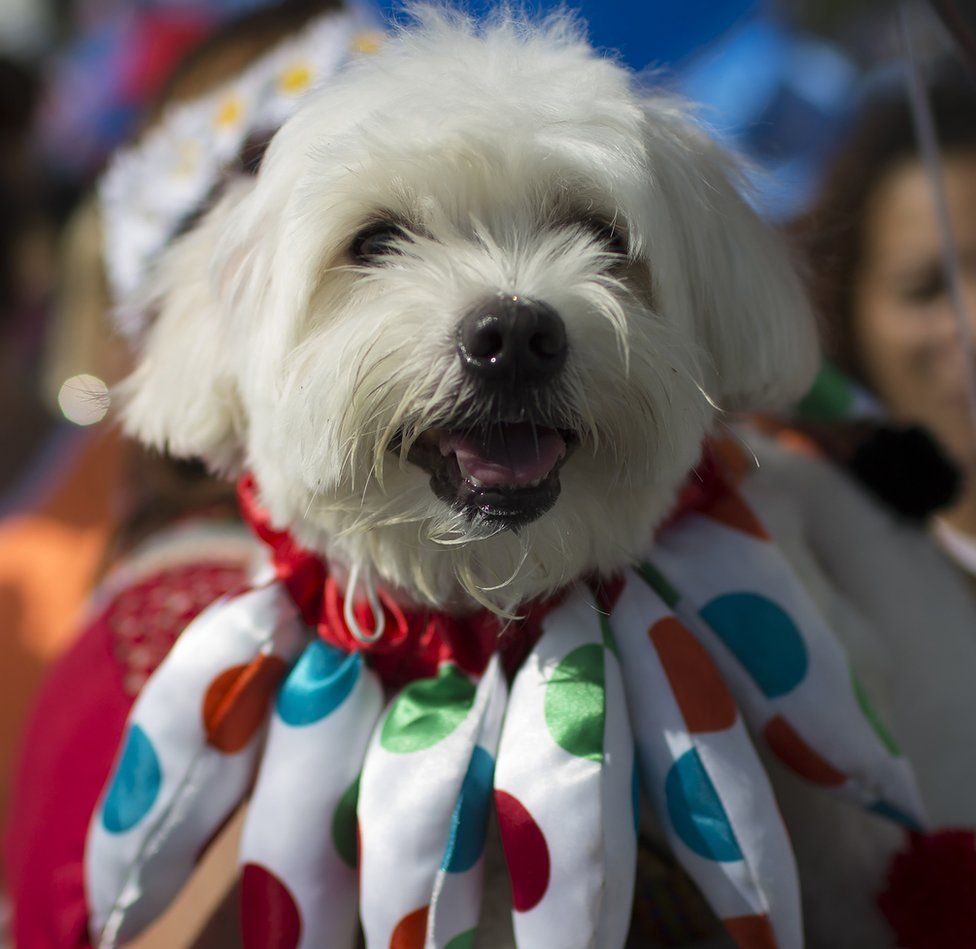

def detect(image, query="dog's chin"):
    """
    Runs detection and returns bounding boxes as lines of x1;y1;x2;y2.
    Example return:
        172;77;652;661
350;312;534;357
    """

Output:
404;421;577;530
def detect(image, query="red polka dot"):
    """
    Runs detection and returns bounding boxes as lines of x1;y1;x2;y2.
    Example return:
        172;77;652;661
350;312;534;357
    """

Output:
763;714;847;787
724;913;777;949
650;618;737;733
390;905;428;949
240;862;301;949
202;655;287;753
495;790;550;912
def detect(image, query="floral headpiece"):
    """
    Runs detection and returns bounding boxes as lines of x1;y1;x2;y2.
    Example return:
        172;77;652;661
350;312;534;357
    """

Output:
98;7;382;339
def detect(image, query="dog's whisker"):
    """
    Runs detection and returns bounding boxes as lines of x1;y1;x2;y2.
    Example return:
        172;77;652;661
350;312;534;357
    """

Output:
692;378;723;413
479;541;531;592
303;486;319;521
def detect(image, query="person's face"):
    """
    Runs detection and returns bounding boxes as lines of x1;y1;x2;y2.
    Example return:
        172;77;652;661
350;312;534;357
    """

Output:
854;152;976;469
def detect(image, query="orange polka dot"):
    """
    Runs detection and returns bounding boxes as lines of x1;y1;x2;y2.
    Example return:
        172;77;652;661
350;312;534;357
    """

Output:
390;906;429;949
651;618;737;733
776;429;822;459
711;435;753;482
701;488;768;540
763;714;847;787
724;913;777;949
202;655;287;753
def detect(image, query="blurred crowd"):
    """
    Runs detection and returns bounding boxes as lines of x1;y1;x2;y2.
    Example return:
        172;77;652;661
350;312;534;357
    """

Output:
0;0;975;945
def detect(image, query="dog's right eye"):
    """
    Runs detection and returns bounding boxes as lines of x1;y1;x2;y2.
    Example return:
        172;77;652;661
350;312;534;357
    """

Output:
351;222;408;263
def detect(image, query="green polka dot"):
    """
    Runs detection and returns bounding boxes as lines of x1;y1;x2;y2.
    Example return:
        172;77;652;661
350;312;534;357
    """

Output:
331;774;360;869
544;644;605;761
380;664;476;753
852;672;901;756
445;931;476;949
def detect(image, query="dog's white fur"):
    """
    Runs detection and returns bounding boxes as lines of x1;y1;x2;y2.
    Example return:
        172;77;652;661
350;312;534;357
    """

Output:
121;6;817;614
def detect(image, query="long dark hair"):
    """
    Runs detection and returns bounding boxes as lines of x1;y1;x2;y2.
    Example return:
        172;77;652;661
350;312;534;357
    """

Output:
787;65;976;520
795;64;976;384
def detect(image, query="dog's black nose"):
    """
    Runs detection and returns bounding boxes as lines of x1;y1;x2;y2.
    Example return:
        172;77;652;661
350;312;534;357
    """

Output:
457;296;567;384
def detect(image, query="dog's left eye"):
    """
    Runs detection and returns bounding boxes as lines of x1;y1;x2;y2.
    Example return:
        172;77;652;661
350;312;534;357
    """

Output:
591;220;628;258
351;222;409;263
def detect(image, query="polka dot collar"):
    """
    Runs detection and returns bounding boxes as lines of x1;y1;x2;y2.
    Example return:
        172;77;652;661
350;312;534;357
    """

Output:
86;442;925;948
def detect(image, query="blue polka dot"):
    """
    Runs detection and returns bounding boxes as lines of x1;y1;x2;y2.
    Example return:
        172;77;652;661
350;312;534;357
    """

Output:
102;724;162;834
700;592;808;698
870;799;923;831
665;748;742;862
276;641;360;726
441;746;495;873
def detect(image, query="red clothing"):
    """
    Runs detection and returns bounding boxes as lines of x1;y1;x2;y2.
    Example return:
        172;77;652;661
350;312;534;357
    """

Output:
6;539;251;948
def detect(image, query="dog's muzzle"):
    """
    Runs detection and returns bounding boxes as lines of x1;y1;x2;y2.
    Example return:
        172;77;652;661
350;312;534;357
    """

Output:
407;421;575;529
403;296;574;529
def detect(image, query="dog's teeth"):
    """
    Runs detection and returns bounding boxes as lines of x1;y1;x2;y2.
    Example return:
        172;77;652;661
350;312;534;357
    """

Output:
456;457;484;487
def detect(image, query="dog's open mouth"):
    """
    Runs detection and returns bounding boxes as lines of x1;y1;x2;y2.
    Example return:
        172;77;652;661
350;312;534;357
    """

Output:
405;421;576;528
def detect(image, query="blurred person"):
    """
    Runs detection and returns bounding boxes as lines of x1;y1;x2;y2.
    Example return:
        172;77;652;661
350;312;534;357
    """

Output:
4;3;359;947
0;51;113;860
732;65;976;946
798;66;976;575
0;55;56;497
0;6;256;840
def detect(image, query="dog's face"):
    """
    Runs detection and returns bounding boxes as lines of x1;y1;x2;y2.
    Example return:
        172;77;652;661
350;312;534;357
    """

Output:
122;10;818;612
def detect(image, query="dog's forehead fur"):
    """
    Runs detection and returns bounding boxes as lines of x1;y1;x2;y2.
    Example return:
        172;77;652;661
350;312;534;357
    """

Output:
271;8;646;183
248;10;664;252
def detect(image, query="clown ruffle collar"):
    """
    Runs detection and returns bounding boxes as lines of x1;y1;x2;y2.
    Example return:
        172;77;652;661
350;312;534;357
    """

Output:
84;441;925;949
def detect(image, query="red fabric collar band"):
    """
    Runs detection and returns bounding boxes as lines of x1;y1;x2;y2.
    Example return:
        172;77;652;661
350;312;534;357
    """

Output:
236;441;726;687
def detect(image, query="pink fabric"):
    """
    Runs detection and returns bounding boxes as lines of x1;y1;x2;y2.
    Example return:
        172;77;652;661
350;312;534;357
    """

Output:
7;600;132;948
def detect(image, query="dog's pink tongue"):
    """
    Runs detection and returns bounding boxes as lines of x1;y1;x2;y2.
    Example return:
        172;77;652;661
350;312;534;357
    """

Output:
444;424;565;487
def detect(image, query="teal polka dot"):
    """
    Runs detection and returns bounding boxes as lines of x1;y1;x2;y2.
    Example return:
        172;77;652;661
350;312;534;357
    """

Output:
665;749;742;862
870;799;922;831
700;592;808;698
441;746;495;873
277;641;360;726
102;724;162;833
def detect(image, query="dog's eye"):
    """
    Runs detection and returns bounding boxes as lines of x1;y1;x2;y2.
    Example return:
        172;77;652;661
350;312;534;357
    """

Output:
351;222;409;263
592;221;629;258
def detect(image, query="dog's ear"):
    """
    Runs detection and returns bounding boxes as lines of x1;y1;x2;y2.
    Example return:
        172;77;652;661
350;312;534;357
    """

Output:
641;98;819;412
118;181;253;471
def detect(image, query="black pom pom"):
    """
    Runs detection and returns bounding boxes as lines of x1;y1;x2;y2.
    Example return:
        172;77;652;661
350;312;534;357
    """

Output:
847;425;961;521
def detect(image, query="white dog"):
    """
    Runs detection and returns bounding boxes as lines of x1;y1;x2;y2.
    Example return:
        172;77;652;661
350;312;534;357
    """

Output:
115;7;976;947
121;6;817;620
